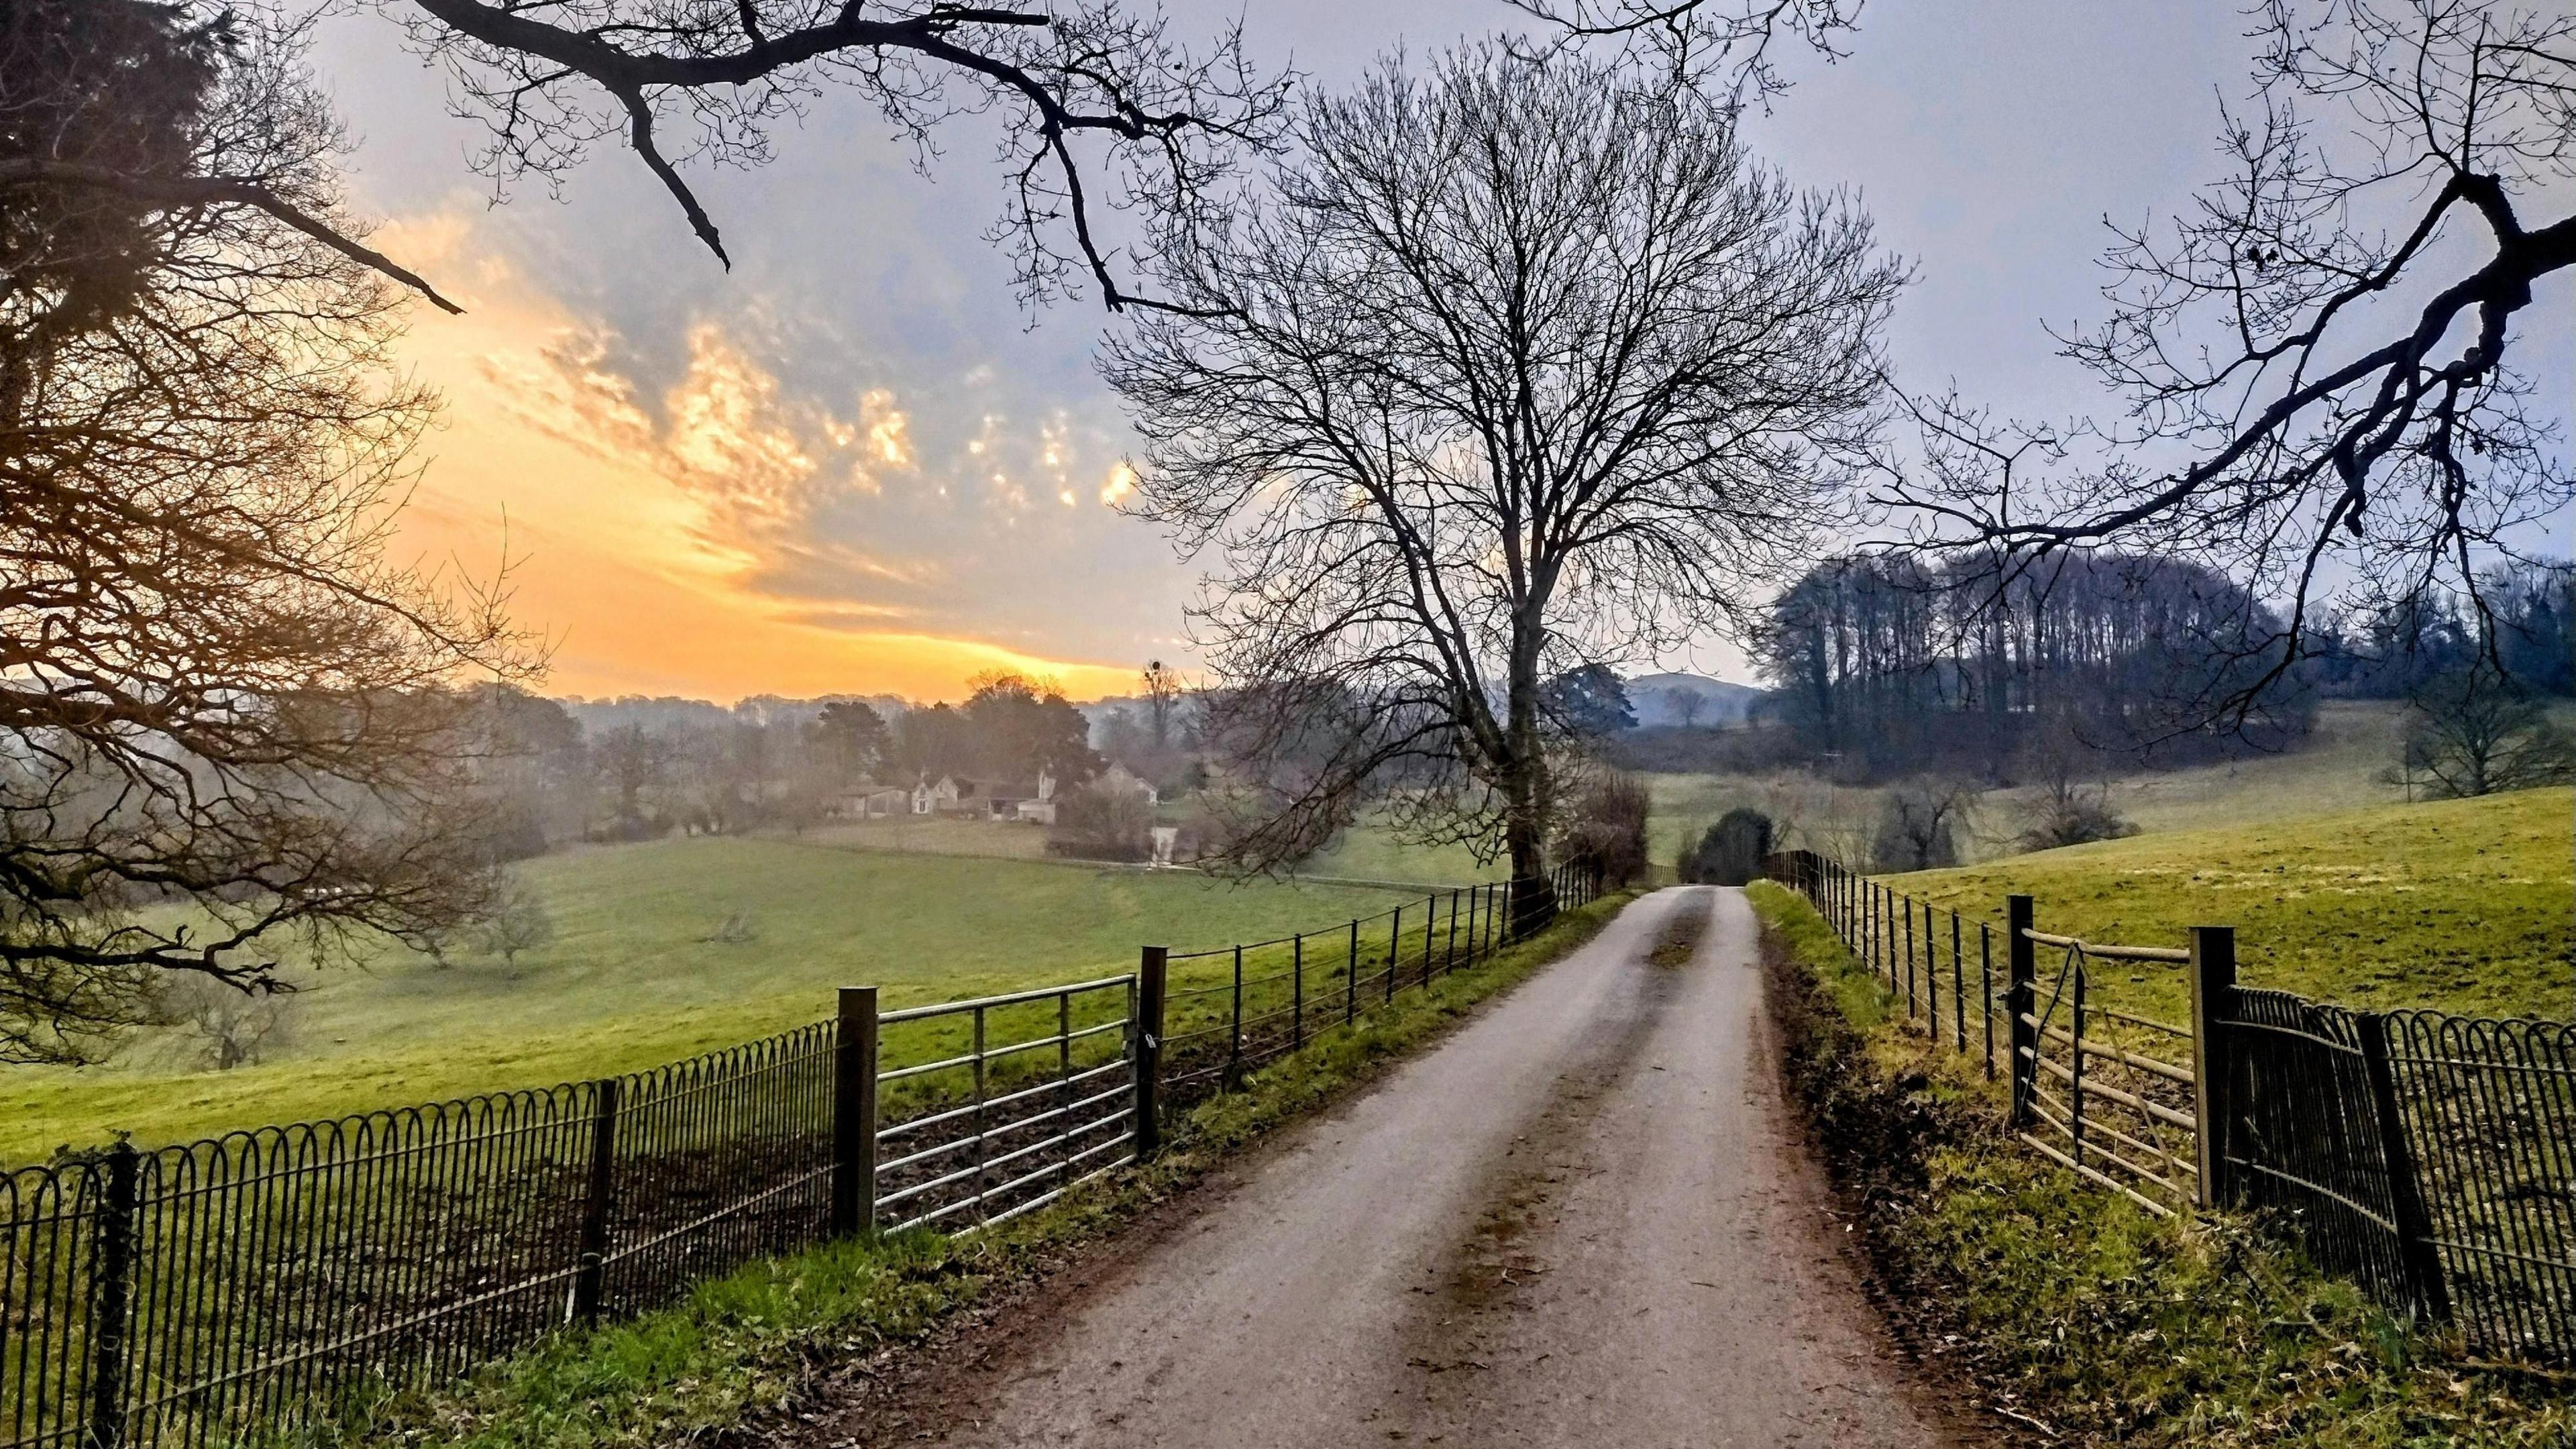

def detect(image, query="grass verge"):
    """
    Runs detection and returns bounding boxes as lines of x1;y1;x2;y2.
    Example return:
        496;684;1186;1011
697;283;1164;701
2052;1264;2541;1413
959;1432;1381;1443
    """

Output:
327;890;1637;1449
1746;879;2573;1448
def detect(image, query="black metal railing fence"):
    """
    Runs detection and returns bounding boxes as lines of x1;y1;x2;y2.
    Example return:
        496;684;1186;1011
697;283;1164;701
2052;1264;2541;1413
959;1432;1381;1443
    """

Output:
1767;849;2575;1363
1;859;1607;1449
1159;873;1572;1099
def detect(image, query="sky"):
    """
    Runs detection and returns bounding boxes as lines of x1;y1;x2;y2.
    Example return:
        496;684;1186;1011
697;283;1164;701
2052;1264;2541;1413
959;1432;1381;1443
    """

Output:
310;3;2574;704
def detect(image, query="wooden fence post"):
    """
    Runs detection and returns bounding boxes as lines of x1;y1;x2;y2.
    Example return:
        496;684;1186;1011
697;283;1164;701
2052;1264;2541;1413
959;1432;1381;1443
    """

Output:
2357;1014;2453;1322
572;1077;619;1324
2186;926;2237;1210
2008;895;2037;1130
832;986;879;1236
1133;947;1167;1159
86;1141;140;1449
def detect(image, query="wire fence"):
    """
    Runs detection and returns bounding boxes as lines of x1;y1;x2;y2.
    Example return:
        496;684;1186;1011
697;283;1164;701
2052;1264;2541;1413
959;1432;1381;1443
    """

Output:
0;861;1606;1449
1770;849;2575;1364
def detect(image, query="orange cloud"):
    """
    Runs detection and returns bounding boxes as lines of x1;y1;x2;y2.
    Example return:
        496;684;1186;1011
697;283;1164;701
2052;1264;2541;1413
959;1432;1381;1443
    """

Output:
378;207;1138;703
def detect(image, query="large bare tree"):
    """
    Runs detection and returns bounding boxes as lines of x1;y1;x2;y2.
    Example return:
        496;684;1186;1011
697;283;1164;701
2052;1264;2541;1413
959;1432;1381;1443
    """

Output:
1893;0;2574;704
0;0;537;1064
1104;46;1902;921
383;0;1290;309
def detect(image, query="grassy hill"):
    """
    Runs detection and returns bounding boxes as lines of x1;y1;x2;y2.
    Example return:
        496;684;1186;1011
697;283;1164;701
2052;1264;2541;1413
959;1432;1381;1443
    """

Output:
1650;701;2424;873
0;838;1412;1163
1870;786;2573;1024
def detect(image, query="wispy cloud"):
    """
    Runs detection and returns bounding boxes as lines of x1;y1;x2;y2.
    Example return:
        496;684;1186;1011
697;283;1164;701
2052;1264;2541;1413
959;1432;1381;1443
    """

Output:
376;201;1195;700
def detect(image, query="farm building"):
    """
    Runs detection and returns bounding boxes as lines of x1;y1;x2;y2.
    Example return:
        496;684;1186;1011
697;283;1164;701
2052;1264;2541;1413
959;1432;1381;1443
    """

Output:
831;785;910;819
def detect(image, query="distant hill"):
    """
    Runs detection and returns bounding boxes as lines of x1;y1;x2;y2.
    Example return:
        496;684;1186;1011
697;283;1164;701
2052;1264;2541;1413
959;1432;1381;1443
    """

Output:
1625;673;1762;729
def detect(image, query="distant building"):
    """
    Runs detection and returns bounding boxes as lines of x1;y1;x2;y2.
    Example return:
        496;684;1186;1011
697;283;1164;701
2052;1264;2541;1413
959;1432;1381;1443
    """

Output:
912;775;967;814
909;769;1071;822
1096;762;1159;806
832;785;909;820
994;767;1059;824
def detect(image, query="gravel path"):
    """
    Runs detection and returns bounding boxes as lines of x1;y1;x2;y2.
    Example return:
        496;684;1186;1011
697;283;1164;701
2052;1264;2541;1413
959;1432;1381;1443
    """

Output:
912;887;1964;1448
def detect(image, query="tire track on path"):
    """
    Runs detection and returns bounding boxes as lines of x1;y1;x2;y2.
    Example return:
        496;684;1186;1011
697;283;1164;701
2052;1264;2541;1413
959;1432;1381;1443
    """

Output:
812;888;1973;1448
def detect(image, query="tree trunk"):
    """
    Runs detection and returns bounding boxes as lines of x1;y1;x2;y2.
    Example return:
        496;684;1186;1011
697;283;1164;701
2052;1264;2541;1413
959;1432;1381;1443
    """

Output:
1502;606;1556;939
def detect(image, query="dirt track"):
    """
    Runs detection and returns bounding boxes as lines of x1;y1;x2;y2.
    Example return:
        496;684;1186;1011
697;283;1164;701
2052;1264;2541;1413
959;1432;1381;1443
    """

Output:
869;888;1963;1447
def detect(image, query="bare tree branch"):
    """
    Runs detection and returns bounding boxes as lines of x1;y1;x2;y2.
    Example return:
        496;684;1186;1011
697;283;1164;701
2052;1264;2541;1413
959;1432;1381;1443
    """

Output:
0;158;465;313
1884;0;2575;713
391;0;1291;311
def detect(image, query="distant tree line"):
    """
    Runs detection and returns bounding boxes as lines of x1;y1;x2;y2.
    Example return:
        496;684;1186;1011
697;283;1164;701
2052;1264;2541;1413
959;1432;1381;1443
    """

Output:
1748;549;2318;778
463;672;1112;859
2309;562;2575;701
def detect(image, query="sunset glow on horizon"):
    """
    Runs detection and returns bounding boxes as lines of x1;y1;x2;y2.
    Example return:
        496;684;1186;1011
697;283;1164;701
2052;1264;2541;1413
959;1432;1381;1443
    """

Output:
377;211;1161;706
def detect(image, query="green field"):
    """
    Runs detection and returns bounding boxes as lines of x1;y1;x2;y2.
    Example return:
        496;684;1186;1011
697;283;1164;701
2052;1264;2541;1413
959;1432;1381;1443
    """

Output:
0;838;1419;1163
1868;787;2574;1024
799;814;1053;859
1648;701;2430;871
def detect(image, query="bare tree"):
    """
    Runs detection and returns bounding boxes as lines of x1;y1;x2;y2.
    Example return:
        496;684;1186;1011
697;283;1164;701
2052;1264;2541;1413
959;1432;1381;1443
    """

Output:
0;0;537;1065
478;875;557;967
382;0;1289;309
1895;1;2575;706
2007;712;2137;851
156;976;296;1072
1139;659;1184;752
1104;46;1901;922
593;724;672;827
1872;777;1974;871
1;2;460;313
2401;658;2576;796
1670;688;1709;729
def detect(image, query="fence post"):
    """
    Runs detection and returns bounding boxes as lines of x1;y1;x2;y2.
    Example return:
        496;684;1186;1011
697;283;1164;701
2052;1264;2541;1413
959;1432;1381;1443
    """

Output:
2008;895;2036;1130
1292;933;1304;1053
1923;901;1939;1030
1951;911;1967;1053
1227;945;1244;1087
573;1077;619;1324
1904;897;1918;1017
1387;906;1401;1004
1980;924;1995;1081
2357;1014;2453;1323
2186;926;2237;1209
1133;947;1167;1159
831;987;879;1236
1346;918;1359;1024
85;1141;140;1449
1885;888;1899;994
